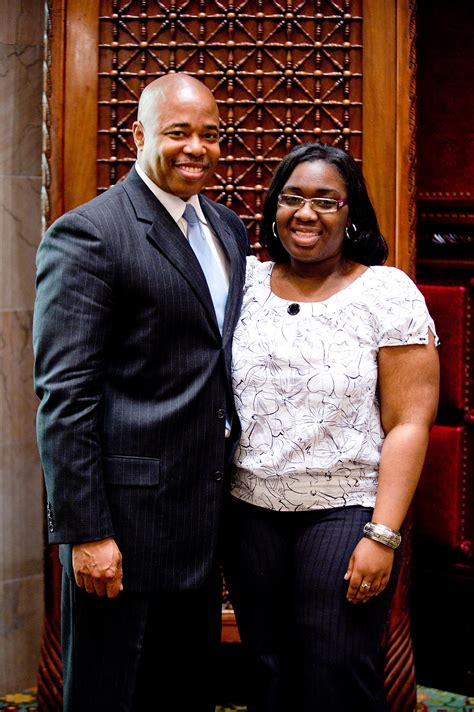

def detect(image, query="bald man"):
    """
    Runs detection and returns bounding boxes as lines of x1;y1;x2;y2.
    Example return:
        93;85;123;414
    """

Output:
34;74;249;712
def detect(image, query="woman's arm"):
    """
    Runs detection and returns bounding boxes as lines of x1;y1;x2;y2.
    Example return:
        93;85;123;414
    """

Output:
345;333;439;603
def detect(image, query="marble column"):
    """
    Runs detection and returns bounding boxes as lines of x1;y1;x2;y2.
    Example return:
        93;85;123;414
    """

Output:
0;0;45;694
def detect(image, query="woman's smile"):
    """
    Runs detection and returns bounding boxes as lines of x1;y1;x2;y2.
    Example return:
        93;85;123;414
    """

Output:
289;224;324;247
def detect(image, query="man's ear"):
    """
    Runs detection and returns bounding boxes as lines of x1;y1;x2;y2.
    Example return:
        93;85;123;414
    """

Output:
132;121;144;151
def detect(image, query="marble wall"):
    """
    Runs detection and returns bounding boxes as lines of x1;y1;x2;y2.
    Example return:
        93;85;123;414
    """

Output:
0;0;45;694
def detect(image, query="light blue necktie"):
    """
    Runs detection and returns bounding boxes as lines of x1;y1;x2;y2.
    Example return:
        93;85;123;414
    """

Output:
184;204;228;335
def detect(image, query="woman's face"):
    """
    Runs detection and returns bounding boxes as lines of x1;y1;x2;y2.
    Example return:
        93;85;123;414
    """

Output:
275;159;349;266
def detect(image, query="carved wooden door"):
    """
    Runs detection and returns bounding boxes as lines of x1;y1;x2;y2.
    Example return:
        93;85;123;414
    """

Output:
40;1;417;710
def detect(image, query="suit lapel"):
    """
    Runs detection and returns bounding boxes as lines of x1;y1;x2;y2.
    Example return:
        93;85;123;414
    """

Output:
122;169;244;343
122;170;219;334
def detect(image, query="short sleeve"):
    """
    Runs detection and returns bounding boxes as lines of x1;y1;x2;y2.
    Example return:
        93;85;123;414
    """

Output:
374;268;439;348
244;255;271;292
244;255;260;284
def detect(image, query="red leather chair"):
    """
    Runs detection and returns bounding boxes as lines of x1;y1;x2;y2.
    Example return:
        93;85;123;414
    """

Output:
379;281;472;710
415;284;474;561
411;282;474;694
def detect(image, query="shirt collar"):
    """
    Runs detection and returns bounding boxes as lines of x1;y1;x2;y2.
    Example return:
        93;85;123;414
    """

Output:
135;161;206;225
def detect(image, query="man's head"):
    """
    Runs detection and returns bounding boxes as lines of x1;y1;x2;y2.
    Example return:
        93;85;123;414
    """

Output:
132;73;221;199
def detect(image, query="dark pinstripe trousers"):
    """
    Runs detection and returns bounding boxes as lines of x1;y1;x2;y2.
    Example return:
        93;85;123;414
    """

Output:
223;499;400;712
61;569;221;712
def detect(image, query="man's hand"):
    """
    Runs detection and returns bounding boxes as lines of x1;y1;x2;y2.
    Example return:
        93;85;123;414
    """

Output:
72;537;123;598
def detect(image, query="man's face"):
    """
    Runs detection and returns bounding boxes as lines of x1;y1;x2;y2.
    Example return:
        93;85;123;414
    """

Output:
133;84;221;199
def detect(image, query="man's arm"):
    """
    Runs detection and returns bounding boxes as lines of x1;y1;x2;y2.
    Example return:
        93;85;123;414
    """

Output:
34;211;123;597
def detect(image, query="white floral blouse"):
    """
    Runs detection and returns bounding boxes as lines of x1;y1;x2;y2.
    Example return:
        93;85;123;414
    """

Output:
231;257;438;512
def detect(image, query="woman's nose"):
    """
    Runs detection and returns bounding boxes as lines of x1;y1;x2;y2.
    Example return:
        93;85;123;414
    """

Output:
294;200;320;220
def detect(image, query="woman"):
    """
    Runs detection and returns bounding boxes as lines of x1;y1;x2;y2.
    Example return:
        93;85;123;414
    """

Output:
224;142;439;712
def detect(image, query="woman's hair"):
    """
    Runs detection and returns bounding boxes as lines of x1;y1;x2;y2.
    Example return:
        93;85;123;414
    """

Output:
261;142;388;265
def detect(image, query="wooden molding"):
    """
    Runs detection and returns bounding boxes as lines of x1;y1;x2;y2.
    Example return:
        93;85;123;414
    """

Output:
43;0;100;222
64;0;100;212
362;0;396;266
42;0;66;227
395;0;417;277
362;0;416;276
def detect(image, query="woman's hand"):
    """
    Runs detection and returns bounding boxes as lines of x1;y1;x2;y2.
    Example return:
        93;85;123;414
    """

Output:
344;537;394;603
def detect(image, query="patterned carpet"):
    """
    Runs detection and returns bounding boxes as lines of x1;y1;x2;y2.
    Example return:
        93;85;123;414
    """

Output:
1;687;474;711
415;688;474;712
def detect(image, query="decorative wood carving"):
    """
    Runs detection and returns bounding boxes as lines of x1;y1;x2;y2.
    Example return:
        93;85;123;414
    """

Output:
39;3;66;707
98;0;363;252
42;0;67;229
399;0;417;276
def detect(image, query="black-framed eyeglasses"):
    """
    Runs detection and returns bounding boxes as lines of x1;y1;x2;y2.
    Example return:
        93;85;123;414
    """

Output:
277;194;348;214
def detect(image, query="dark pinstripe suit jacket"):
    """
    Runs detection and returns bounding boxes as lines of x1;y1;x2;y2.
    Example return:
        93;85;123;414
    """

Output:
33;167;249;592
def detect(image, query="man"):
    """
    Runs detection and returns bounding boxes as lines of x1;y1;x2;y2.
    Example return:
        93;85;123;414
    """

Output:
33;73;249;711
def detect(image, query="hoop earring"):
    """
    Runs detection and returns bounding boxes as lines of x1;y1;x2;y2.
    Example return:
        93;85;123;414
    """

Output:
272;221;279;238
345;223;358;242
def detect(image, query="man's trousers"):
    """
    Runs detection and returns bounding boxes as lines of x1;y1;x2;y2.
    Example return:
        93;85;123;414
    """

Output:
61;568;221;712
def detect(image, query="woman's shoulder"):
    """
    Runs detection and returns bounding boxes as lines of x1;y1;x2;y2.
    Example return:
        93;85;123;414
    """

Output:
244;255;273;286
361;265;425;302
364;265;417;289
360;266;438;345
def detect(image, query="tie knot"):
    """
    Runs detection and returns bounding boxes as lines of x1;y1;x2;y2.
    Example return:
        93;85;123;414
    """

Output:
184;204;199;225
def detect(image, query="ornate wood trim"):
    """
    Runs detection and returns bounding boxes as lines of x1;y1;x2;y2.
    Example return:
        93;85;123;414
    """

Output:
395;0;417;277
42;0;66;228
418;195;474;226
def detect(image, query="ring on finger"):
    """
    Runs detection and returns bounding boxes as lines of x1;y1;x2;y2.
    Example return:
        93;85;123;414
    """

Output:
361;582;372;590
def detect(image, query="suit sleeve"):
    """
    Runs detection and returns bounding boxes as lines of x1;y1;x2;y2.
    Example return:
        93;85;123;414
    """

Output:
33;211;116;544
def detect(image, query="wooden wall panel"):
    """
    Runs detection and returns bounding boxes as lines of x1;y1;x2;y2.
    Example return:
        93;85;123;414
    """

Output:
362;0;417;273
64;1;99;210
416;0;474;276
417;0;474;202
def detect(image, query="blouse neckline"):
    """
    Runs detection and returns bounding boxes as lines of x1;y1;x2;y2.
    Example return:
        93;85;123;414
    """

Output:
266;262;371;307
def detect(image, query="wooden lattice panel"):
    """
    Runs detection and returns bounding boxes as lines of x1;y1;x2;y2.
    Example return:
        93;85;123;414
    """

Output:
98;0;363;245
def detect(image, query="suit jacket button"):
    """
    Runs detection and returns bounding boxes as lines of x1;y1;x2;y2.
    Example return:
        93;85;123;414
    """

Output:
216;409;226;420
213;470;223;481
